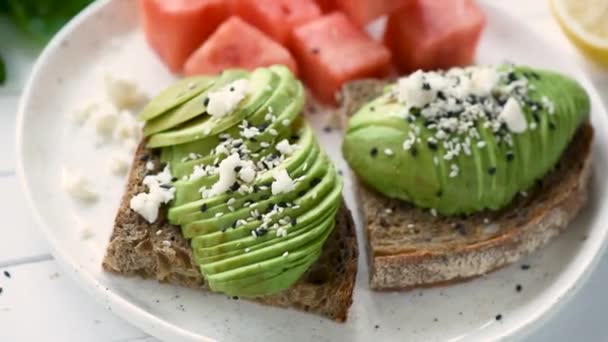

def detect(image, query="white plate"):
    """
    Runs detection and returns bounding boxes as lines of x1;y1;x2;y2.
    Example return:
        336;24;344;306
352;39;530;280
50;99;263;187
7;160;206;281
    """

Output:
15;1;608;341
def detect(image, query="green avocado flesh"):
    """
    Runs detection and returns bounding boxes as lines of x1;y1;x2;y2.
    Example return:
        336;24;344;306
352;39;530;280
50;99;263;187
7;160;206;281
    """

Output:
138;65;342;297
343;66;590;215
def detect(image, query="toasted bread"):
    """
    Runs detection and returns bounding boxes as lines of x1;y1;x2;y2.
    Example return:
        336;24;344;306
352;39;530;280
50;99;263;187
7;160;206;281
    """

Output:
102;141;358;322
339;80;593;290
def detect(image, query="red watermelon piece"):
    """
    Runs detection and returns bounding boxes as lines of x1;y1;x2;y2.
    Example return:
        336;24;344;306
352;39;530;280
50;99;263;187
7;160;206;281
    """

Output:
291;12;391;105
334;0;414;26
184;17;298;76
138;0;230;73
384;0;486;73
315;0;337;13
234;0;322;46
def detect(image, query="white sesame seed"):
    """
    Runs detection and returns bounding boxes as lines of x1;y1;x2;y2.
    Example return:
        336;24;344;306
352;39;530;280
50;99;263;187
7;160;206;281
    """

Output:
245;247;250;252
385;208;393;214
430;209;437;217
407;223;415;228
384;148;394;156
477;141;486;148
155;229;163;235
161;240;171;247
215;212;223;217
282;251;289;257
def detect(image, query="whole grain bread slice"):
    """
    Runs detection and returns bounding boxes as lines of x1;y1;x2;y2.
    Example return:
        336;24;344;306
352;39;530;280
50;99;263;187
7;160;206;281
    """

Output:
102;142;358;322
339;80;593;290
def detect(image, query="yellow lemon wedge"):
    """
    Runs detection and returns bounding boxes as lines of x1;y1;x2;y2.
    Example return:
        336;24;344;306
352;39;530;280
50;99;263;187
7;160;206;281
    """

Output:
551;0;608;66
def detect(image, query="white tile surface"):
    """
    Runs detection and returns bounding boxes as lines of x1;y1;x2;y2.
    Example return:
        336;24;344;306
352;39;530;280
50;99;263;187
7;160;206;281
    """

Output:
1;1;608;341
0;261;145;342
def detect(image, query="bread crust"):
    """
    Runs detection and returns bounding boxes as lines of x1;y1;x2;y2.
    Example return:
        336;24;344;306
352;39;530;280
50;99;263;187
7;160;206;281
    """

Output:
102;141;358;322
339;80;593;290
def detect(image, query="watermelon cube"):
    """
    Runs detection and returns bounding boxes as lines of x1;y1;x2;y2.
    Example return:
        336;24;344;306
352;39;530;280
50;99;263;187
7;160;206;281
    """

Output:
384;0;486;73
334;0;414;26
291;13;391;105
184;17;298;76
234;0;322;46
138;0;230;73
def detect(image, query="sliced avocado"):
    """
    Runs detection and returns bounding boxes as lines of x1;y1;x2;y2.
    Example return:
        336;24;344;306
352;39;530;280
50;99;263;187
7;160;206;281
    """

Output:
143;70;247;136
147;67;280;148
138;75;216;122
343;66;590;215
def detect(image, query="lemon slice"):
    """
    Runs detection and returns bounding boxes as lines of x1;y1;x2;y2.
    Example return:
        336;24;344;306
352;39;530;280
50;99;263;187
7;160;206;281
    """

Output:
551;0;608;65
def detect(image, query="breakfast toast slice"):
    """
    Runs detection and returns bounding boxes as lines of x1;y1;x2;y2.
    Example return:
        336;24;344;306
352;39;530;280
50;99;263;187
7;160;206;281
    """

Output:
102;139;358;321
339;80;592;290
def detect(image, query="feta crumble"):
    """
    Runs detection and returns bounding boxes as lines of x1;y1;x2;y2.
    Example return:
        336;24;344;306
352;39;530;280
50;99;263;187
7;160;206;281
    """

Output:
206;79;249;117
62;169;98;202
271;169;295;195
104;74;147;110
129;165;175;223
276;139;296;156
498;97;527;133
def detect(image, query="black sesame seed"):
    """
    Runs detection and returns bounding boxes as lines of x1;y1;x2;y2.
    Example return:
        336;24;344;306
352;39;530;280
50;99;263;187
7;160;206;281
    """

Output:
311;177;322;187
437;91;446;100
409;107;421;117
230;182;240;191
290;134;300;141
370;106;375;112
229;87;235;92
516;284;522;292
423;119;434;127
139;154;150;162
234;166;243;173
159;184;173;189
507;72;517;82
488;167;496;175
297;190;307;197
323;126;332;133
370;147;378;157
249;137;258;142
436;190;443;197
232;221;238;228
200;203;208;212
233;141;243;148
0;287;2;294
3;271;9;278
549;122;556;130
407;115;415;123
495;314;502;321
255;228;268;236
204;97;210;106
422;82;431;90
291;218;297;226
410;146;418;157
278;201;287;208
454;223;466;236
219;136;228;142
427;140;438;151
253;184;260;192
261;195;270;200
258;122;269;132
374;324;380;329
171;177;178;182
506;151;515;162
521;264;530;270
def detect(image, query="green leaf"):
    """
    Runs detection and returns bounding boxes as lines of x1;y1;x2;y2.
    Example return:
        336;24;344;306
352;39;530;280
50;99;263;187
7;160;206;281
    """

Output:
5;0;94;43
0;54;5;85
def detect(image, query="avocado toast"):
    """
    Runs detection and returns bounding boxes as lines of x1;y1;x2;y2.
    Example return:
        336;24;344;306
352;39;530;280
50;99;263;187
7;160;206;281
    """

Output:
340;66;592;290
103;65;357;321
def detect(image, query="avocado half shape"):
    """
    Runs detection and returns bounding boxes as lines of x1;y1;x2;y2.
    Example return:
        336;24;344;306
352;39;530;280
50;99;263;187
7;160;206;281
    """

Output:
137;65;342;297
343;65;590;215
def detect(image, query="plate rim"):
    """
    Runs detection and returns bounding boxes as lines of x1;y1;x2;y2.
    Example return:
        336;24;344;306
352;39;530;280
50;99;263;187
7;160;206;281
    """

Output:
14;0;608;341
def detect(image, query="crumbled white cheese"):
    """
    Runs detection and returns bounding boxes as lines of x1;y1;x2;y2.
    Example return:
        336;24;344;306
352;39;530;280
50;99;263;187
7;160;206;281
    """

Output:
130;165;175;223
206;79;249;117
62;169;98;202
94;108;119;139
239;165;256;183
115;110;142;142
397;70;436;108
109;154;130;176
209;153;242;196
471;67;499;96
276;139;296;156
145;161;155;171
70;103;98;125
271;169;295;195
104;74;147;110
498;97;527;133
